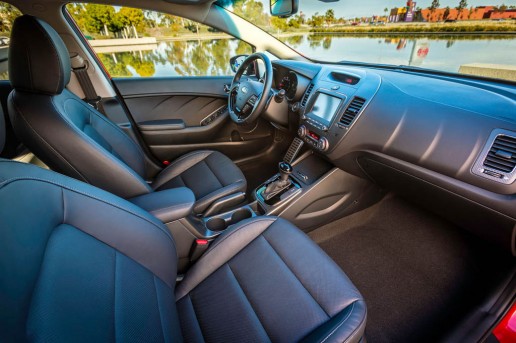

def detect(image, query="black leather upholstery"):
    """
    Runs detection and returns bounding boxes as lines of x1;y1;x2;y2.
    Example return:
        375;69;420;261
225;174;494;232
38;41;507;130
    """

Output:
9;15;71;95
0;157;366;342
0;104;4;152
0;160;180;342
7;15;246;214
176;216;367;342
130;187;196;223
153;150;246;213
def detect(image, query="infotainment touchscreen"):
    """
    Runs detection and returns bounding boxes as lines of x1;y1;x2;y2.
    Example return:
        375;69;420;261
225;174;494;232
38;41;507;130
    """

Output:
309;93;341;125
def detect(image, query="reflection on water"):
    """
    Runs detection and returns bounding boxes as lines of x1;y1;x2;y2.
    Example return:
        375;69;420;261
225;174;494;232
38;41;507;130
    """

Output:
96;34;515;78
1;34;514;80
97;39;252;77
283;34;516;73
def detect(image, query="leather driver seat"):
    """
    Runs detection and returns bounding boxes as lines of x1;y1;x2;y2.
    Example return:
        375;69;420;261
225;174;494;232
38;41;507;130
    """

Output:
7;15;246;215
0;107;367;342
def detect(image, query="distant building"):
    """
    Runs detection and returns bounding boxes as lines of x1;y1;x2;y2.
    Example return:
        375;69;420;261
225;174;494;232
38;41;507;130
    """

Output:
389;1;417;22
420;6;516;22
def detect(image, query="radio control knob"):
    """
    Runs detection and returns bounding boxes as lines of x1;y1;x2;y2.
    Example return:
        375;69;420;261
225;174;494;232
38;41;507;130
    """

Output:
317;137;329;151
298;125;307;138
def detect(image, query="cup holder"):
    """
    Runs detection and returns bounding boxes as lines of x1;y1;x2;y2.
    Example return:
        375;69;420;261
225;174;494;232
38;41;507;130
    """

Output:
205;207;254;232
231;208;253;223
205;217;227;232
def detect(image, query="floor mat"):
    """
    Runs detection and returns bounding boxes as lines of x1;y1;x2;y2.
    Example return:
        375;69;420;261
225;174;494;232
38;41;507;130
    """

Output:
309;195;513;343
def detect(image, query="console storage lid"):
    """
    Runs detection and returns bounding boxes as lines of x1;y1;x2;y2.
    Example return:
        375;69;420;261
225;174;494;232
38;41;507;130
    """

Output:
129;187;195;223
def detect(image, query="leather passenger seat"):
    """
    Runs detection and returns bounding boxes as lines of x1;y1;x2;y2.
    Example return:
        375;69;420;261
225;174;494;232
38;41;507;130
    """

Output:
0;106;366;342
7;15;246;215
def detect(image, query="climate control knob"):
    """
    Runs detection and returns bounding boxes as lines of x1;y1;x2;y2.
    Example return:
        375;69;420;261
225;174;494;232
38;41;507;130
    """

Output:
298;125;307;138
317;137;329;151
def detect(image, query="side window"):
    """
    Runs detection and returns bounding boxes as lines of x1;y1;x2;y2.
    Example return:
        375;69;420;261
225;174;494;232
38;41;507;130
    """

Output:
0;2;22;80
66;3;254;78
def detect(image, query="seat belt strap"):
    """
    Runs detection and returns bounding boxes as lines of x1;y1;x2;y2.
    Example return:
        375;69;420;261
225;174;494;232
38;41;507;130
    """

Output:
70;53;105;115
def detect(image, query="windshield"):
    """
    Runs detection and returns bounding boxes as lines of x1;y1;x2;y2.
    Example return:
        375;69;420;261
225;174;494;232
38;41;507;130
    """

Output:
217;0;516;82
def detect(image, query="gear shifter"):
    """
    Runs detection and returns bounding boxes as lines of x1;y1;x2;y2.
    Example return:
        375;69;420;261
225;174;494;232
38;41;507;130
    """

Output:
262;162;293;201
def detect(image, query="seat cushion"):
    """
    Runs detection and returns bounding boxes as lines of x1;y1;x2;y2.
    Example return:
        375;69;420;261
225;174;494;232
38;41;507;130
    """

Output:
176;217;367;343
152;150;247;214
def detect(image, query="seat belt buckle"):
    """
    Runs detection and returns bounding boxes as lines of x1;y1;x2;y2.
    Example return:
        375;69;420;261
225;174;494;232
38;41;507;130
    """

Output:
86;96;102;110
189;239;210;262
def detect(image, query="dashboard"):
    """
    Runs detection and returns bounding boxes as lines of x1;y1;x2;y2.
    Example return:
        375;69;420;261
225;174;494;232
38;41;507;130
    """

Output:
270;59;516;254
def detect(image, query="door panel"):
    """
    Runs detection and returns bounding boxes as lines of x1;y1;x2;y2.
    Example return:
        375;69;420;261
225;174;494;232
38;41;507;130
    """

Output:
125;95;227;126
113;77;275;162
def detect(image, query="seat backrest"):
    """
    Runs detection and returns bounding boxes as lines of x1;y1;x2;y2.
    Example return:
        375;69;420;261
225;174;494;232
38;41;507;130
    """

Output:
0;104;181;341
7;15;152;198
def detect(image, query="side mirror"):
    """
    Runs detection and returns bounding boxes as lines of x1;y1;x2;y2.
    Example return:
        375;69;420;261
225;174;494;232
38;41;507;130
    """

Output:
230;55;248;73
270;0;298;18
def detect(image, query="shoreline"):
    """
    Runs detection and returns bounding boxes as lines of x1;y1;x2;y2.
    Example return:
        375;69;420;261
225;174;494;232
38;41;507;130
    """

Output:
87;31;516;47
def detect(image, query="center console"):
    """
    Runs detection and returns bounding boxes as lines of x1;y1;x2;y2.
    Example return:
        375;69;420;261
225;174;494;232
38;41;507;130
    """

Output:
298;89;346;153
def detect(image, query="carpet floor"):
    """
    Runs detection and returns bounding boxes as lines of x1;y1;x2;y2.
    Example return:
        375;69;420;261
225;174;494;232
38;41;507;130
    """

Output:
309;194;513;343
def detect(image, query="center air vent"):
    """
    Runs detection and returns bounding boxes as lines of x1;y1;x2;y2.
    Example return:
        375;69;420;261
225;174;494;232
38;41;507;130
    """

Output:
339;97;366;126
301;84;314;107
472;130;516;185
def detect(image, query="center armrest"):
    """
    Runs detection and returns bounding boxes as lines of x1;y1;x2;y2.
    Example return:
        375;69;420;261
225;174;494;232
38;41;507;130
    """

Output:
129;187;195;223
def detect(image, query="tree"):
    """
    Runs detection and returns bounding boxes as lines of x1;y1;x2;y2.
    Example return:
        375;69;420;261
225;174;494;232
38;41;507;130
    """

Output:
83;4;116;36
308;12;324;28
270;16;288;33
324;9;335;27
443;6;450;20
288;16;301;29
428;0;440;21
118;7;145;38
456;0;468;20
0;3;22;32
233;0;269;27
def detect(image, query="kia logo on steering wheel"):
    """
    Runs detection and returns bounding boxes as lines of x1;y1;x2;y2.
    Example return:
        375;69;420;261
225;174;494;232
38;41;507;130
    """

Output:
241;86;248;94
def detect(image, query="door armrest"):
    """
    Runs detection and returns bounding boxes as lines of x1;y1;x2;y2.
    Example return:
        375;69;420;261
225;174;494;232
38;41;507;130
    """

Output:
138;119;185;131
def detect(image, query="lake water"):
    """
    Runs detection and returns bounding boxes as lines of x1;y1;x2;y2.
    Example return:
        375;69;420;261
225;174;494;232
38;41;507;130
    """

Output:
93;34;516;79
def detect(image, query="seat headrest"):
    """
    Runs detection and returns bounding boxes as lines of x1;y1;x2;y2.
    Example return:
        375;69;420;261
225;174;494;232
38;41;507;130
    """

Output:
9;15;71;95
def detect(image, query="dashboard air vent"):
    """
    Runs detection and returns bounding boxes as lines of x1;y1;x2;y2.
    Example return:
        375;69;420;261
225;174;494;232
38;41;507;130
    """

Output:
301;84;314;107
339;97;366;126
483;135;516;173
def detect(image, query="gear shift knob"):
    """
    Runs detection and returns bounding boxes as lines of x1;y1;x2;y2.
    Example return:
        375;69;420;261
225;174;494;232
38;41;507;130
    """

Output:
278;162;292;182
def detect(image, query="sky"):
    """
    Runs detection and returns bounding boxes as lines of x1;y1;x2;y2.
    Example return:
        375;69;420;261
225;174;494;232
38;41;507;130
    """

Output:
297;0;515;18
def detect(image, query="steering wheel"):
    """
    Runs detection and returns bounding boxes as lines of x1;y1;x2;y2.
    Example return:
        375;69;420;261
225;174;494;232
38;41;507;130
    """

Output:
228;52;273;125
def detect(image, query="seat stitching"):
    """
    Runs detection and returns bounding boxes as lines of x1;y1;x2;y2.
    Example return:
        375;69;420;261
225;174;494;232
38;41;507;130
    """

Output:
10;93;90;183
114;251;118;342
0;177;174;246
342;304;367;343
203;159;223;188
68;96;147;163
227;264;272;342
175;218;277;300
153;276;167;342
320;302;356;343
185;294;207;342
261;235;330;318
61;187;66;223
53;97;150;189
201;217;276;259
153;151;213;189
